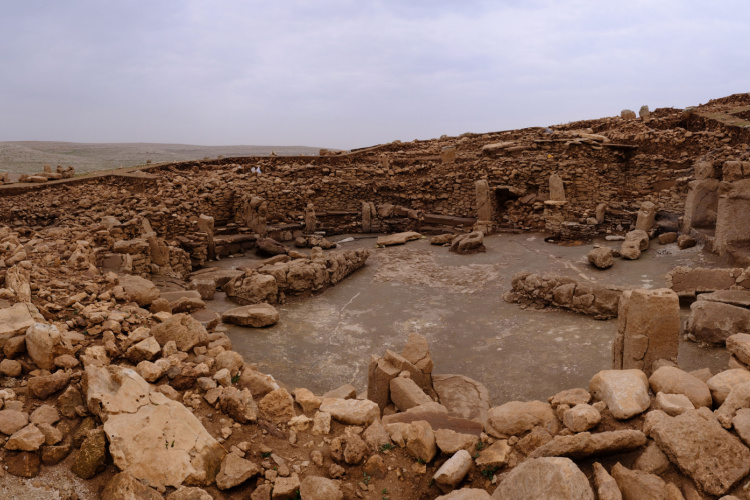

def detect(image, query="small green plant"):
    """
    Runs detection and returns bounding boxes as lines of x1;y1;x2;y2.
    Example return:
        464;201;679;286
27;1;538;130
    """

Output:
379;443;394;452
481;466;499;480
231;374;240;384
363;472;371;485
476;441;485;451
417;457;425;464
382;489;388;495
261;451;272;458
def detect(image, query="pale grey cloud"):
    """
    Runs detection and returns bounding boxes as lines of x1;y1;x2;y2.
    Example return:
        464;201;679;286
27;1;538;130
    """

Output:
0;0;748;149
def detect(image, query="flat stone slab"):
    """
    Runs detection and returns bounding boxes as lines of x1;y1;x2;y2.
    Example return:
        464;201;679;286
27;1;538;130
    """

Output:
0;303;36;347
529;430;647;459
221;304;279;328
646;409;750;496
698;290;750;308
376;232;422;247
382;411;483;436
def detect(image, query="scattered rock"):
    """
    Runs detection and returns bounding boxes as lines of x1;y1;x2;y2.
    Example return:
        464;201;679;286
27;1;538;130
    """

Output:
221;303;279;327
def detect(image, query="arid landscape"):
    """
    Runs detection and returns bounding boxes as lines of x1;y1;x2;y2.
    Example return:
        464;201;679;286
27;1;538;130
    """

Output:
0;93;750;499
0;142;322;178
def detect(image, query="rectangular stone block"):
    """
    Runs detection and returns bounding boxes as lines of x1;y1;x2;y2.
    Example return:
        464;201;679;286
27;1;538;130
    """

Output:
367;356;399;412
614;288;679;375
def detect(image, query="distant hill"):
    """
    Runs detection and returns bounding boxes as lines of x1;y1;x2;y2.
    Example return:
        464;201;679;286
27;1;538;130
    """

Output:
0;141;323;175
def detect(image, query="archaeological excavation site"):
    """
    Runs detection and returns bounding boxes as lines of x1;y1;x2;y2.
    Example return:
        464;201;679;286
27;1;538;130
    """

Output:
2;93;750;500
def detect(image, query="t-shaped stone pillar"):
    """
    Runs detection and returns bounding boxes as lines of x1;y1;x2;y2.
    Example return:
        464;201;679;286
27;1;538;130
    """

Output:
613;288;679;375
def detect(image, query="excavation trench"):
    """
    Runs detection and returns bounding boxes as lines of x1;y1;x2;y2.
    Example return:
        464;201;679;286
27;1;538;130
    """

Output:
202;233;727;403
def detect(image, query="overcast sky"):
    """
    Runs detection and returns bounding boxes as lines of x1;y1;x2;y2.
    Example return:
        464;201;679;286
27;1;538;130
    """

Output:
1;1;748;149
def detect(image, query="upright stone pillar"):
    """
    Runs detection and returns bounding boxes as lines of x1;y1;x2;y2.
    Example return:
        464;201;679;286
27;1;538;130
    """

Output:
244;196;268;236
596;203;607;224
549;174;566;202
197;214;216;260
639;105;650;120
635;201;656;232
362;202;375;233
474;179;494;234
304;203;317;234
441;146;456;164
613;288;679;374
141;217;169;267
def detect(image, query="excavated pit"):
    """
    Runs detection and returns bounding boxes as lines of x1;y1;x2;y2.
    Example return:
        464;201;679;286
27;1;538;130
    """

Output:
203;233;728;402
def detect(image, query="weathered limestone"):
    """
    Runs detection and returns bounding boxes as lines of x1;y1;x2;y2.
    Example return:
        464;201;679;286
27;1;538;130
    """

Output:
0;303;38;347
243;195;268;236
84;365;225;488
621;109;636;119
529;430;647;459
304;202;317;234
639;105;650;119
367;355;400;412
390;376;433;411
648;366;712;408
587;247;613;269
485;401;558;438
666;266;748;296
25;322;64;371
634;201;656;232
611;463;667;499
441;146;456;164
593;462;622;500
362;201;376;233
686;298;750;344
449;231;486;254
492;457;594;499
589;370;650;420
433;374;490;426
475;179;493;222
715;179;750;259
196;214;215;261
548;173;566;202
376;231;421;246
620;230;649;260
221;304;279;327
433;449;472;493
613;288;679;374
505;272;623;319
319;398;379;426
645;409;750;496
151;313;209;352
119;275;160;307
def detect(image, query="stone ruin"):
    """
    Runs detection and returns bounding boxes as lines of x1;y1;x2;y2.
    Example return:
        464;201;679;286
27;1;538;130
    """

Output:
0;93;749;498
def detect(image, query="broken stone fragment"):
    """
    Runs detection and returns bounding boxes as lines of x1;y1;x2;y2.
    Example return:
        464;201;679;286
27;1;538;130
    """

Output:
589;369;650;420
620;230;649;260
587;247;613;269
221;303;279;327
492;457;594;499
485;400;558;438
433;449;473;493
319;398;379;426
645;409;750;496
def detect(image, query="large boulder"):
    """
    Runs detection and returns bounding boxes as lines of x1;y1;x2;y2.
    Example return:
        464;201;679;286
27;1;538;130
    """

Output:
118;275;160;306
491;457;594;499
645;409;750;496
433;374;490;426
648;366;712;408
450;232;486;254
0;302;37;348
485;401;558;438
319;398;379;426
25;322;63;371
589;370;650;420
707;369;750;405
151;314;209;352
686;300;750;344
221;304;279;327
587;247;614;269
619;230;649;260
101;472;162;500
84;365;225;488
